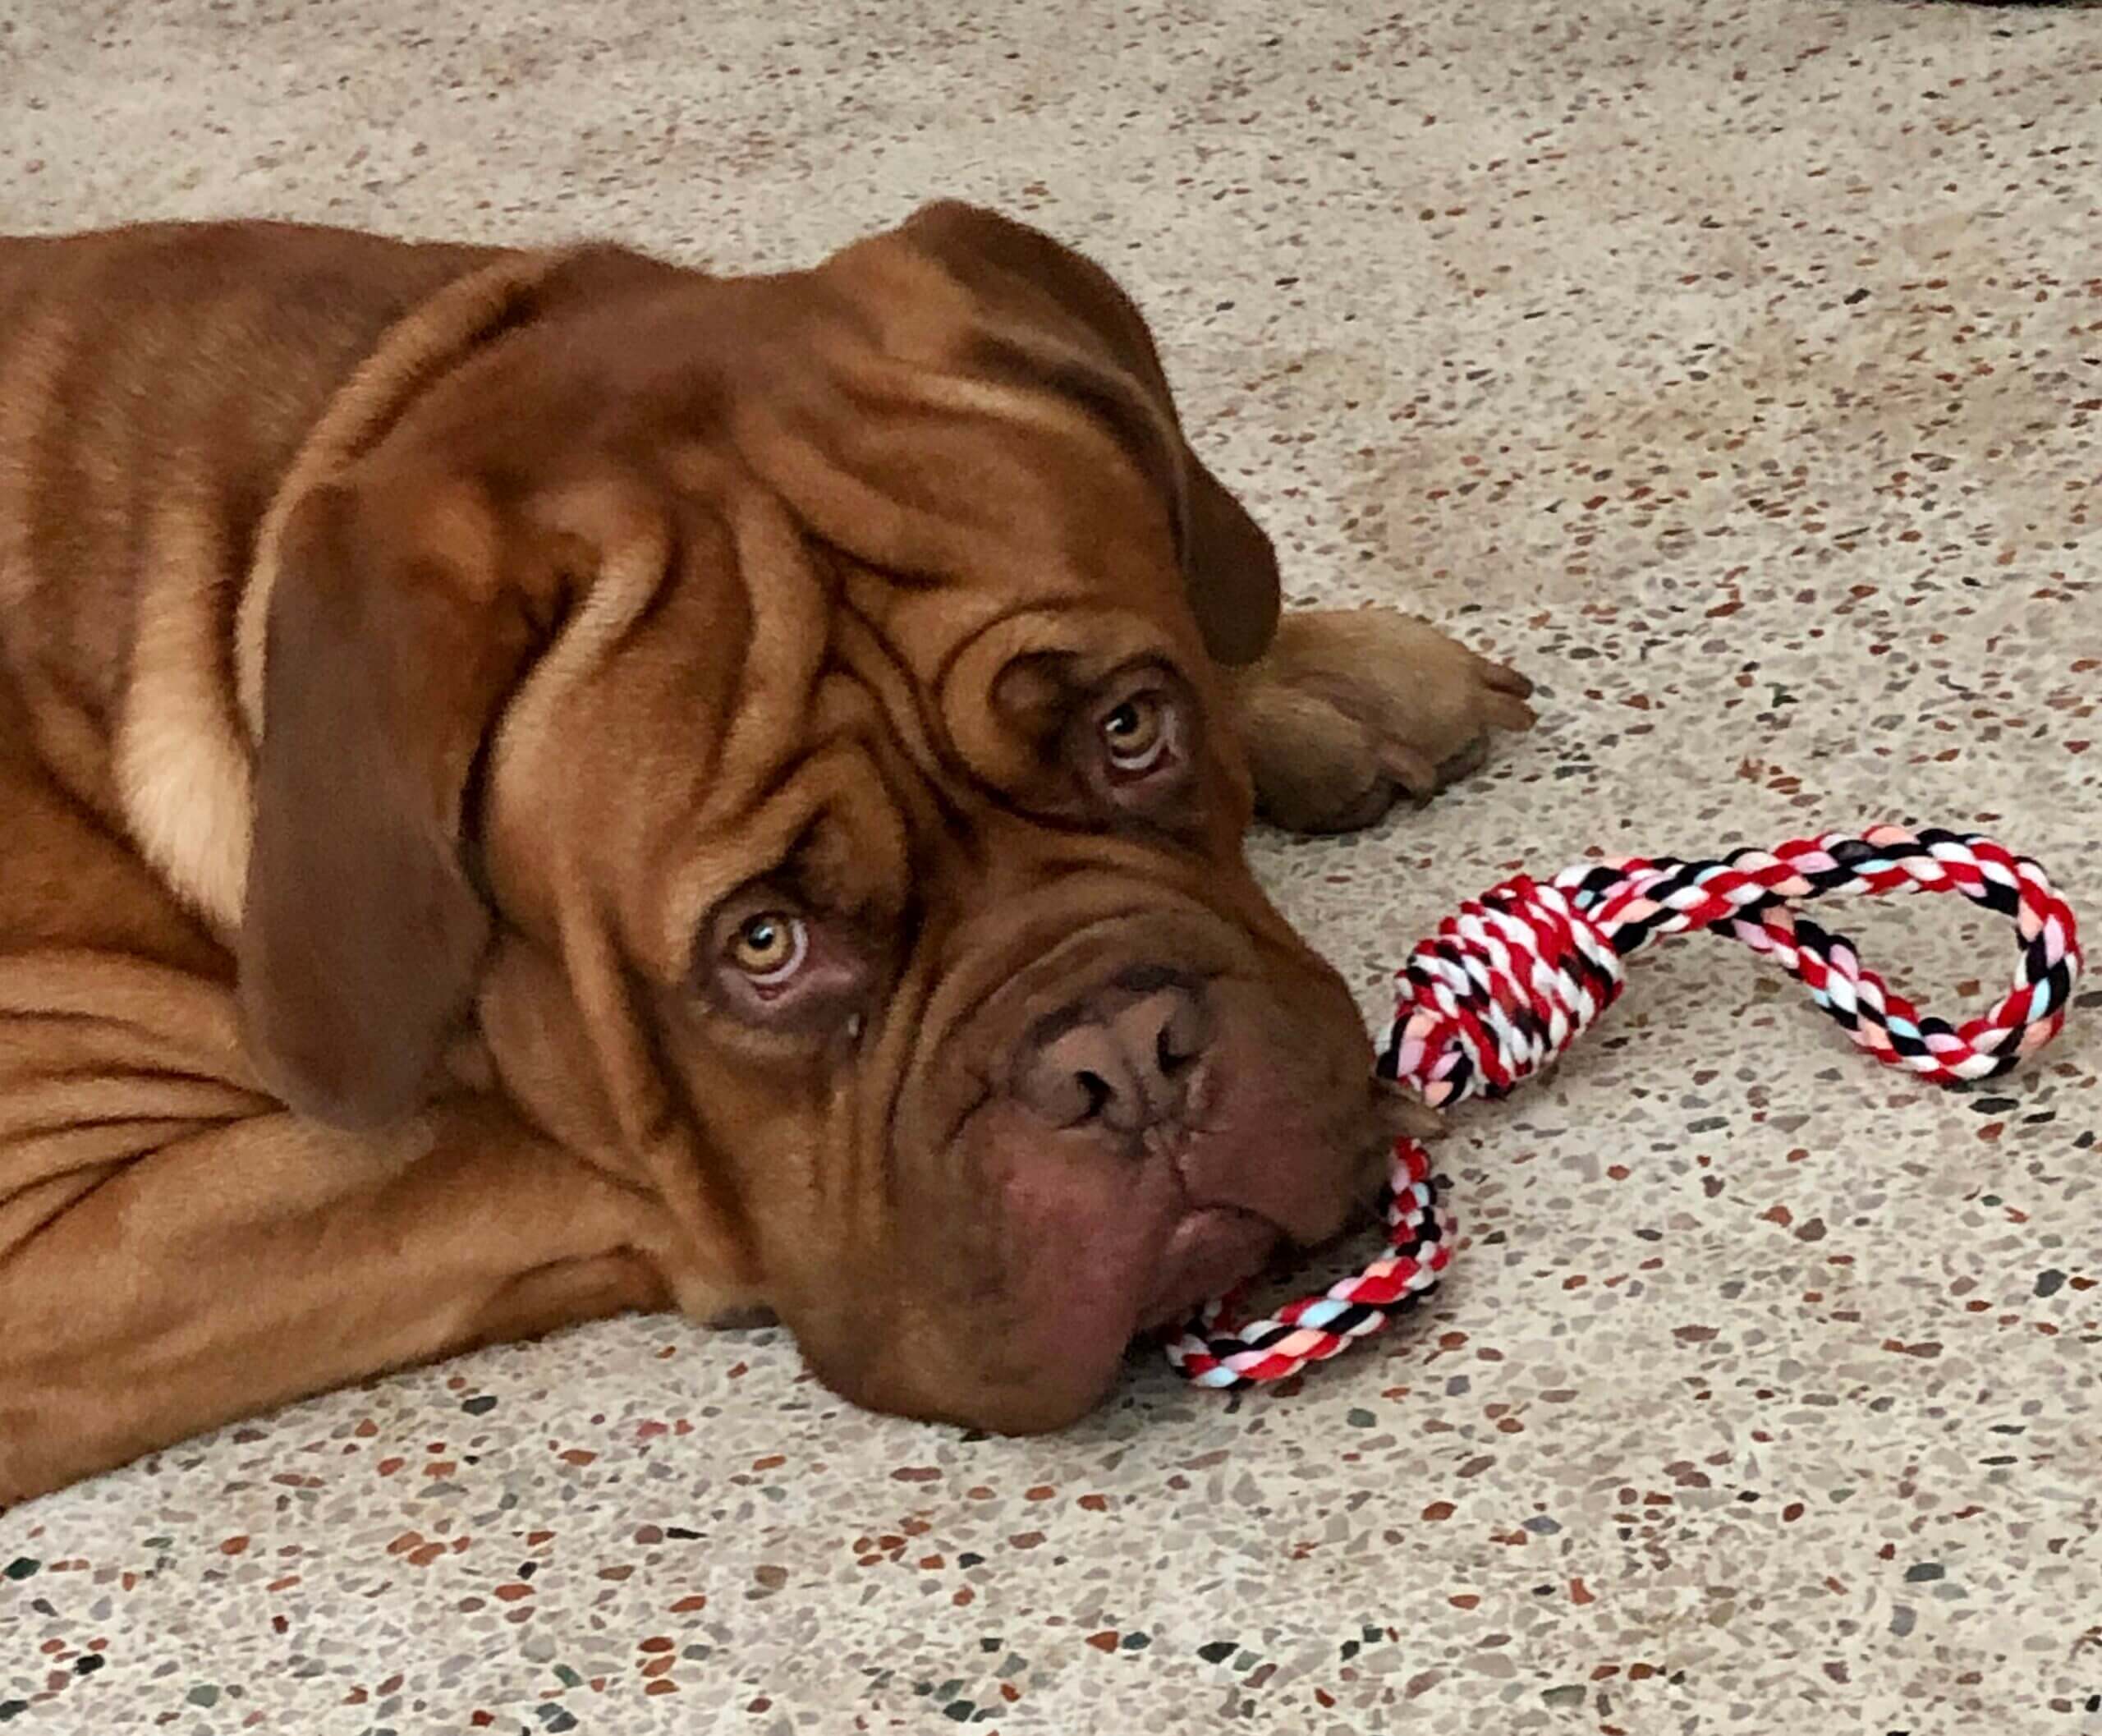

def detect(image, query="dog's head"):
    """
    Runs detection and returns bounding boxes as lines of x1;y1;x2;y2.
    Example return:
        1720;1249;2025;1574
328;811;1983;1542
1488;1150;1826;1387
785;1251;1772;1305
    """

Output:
237;204;1404;1431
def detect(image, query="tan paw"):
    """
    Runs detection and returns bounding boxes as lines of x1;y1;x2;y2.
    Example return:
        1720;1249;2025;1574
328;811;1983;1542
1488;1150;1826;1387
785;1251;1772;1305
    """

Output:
1231;609;1535;834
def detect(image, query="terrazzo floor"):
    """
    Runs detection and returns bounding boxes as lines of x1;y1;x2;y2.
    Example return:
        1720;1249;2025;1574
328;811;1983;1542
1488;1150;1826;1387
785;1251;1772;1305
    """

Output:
3;0;2100;1730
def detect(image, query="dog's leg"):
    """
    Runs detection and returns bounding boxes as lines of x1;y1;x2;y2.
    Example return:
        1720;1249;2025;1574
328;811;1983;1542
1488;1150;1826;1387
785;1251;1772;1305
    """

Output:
1227;609;1535;834
0;743;665;1505
0;1028;667;1504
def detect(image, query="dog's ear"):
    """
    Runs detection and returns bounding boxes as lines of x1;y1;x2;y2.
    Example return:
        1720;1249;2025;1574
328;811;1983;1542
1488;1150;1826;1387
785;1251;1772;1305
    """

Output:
237;475;546;1129
896;201;1281;666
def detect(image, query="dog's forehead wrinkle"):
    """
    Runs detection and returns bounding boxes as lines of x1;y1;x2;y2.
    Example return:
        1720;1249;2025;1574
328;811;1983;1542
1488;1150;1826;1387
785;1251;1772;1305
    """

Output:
829;589;938;741
716;282;1186;615
828;602;1067;842
825;587;981;834
709;494;831;760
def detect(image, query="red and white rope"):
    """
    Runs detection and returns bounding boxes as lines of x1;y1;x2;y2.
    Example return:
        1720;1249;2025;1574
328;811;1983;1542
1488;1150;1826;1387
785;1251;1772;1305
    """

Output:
1163;825;2082;1390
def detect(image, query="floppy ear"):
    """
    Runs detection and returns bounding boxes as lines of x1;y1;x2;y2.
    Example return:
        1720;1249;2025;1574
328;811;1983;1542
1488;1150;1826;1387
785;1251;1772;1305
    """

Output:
237;478;543;1130
897;201;1281;666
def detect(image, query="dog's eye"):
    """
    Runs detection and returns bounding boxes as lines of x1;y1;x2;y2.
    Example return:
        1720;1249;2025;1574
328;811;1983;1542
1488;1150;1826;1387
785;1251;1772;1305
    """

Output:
1099;690;1174;776
704;891;869;1033
727;911;808;983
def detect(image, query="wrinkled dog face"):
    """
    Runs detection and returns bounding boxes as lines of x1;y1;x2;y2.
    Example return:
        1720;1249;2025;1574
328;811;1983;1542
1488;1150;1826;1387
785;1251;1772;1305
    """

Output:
241;204;1398;1433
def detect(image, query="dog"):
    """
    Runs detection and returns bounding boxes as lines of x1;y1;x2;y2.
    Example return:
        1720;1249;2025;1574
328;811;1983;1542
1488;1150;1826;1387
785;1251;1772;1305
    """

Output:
0;203;1532;1502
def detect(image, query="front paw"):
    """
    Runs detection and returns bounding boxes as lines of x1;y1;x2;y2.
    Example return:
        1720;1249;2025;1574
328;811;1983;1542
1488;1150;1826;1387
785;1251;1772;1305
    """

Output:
1233;609;1535;834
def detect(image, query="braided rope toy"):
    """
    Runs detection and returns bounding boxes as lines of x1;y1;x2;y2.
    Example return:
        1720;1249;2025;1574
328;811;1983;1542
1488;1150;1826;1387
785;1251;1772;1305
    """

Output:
1163;825;2082;1389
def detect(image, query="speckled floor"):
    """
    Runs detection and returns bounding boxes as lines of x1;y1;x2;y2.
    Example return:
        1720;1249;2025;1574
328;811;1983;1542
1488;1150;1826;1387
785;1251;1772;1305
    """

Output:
4;1;2100;1730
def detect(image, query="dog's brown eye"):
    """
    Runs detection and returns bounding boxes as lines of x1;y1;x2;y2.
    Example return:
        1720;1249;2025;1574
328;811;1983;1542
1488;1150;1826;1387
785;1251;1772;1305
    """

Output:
727;911;807;981
1100;692;1170;771
704;893;870;1032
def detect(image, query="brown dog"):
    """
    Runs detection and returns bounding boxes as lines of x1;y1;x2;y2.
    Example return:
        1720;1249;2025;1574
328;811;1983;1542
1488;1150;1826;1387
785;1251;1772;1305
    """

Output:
0;204;1531;1503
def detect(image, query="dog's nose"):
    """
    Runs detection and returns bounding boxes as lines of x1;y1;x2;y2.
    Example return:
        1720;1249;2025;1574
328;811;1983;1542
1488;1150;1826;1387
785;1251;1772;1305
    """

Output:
1013;976;1212;1136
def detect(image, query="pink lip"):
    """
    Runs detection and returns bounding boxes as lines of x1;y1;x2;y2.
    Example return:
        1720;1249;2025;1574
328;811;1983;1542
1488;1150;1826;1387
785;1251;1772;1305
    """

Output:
1138;1206;1278;1330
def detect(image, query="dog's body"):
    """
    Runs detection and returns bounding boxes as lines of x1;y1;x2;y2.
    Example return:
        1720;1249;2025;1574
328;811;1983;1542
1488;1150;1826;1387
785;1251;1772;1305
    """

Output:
0;207;1530;1503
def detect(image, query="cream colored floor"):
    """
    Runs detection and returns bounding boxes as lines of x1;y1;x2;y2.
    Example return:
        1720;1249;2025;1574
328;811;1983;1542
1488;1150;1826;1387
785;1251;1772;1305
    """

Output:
3;2;2099;1730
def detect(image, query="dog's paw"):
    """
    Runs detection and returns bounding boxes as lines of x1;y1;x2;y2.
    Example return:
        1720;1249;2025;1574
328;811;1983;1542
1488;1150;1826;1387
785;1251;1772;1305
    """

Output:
1232;609;1535;834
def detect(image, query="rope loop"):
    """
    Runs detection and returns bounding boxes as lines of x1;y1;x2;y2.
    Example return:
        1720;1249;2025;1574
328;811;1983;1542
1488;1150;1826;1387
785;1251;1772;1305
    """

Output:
1164;826;2081;1390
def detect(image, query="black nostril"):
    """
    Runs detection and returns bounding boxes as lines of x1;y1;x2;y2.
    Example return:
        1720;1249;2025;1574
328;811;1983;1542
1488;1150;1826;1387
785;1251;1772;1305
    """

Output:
1075;1070;1114;1119
1148;985;1211;1078
1156;1025;1196;1076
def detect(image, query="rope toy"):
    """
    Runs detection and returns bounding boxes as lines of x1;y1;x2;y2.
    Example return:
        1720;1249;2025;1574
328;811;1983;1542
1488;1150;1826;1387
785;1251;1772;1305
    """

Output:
1163;825;2082;1389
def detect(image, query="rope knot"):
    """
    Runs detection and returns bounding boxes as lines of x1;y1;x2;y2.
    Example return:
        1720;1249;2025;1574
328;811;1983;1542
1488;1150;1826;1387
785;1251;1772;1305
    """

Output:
1381;872;1627;1107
